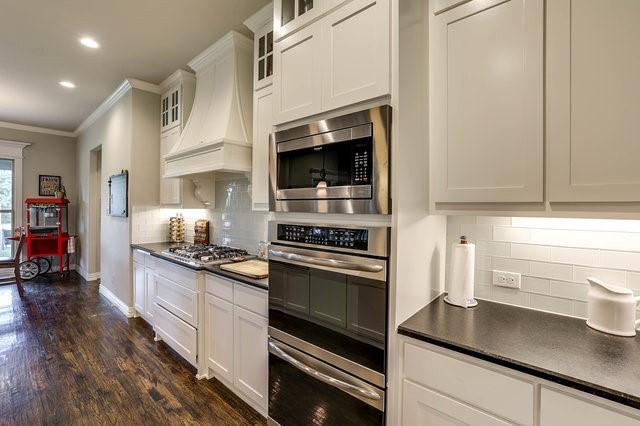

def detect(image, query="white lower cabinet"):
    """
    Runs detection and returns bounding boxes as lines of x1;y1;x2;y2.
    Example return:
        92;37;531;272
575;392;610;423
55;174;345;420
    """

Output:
204;274;268;416
134;261;146;315
154;303;198;366
402;379;510;426
145;269;155;321
233;305;268;410
540;387;640;426
205;293;234;384
399;337;640;426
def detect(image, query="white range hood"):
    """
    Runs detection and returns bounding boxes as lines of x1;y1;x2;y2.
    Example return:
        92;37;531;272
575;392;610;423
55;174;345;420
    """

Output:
164;31;253;178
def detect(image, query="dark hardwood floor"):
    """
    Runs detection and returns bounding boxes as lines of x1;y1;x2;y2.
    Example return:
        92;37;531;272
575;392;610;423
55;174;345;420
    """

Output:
0;272;265;425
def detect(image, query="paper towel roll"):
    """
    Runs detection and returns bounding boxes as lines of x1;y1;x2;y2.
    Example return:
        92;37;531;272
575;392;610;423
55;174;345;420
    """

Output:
447;240;476;307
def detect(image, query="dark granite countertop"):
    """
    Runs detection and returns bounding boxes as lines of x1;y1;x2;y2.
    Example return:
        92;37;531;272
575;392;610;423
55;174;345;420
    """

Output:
398;295;640;410
131;242;268;290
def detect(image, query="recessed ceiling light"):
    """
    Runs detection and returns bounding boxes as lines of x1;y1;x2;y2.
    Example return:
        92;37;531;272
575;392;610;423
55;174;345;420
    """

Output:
79;37;99;49
59;81;76;88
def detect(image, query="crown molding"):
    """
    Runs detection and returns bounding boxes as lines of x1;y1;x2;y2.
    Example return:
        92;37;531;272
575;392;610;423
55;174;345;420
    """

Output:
188;30;253;73
0;121;76;138
244;3;274;33
159;69;195;91
75;78;160;135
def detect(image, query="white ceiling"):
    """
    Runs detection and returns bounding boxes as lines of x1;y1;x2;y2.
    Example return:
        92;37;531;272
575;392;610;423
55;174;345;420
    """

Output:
0;0;269;133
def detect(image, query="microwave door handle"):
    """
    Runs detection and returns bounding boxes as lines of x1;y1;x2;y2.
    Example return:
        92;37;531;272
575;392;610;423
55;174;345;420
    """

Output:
269;249;383;273
268;340;382;403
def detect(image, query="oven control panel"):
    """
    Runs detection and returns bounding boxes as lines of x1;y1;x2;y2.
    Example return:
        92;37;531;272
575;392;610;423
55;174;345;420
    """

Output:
277;224;368;250
352;143;371;185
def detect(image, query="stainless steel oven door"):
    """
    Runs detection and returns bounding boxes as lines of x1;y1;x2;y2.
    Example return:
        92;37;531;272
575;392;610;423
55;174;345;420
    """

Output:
268;337;385;426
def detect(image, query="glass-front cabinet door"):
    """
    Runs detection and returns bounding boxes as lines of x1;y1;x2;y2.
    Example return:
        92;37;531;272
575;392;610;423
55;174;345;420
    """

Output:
275;0;318;40
255;26;274;89
160;85;181;132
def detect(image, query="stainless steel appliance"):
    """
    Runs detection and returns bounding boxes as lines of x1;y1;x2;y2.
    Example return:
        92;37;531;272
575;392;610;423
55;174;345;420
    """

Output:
161;244;250;267
269;105;391;214
268;222;389;425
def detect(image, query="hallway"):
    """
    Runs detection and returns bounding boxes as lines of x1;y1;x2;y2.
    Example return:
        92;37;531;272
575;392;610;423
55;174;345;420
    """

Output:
0;273;264;425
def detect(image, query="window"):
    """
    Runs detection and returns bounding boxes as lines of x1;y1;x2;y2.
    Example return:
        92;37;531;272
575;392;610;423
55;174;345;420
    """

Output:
0;159;13;257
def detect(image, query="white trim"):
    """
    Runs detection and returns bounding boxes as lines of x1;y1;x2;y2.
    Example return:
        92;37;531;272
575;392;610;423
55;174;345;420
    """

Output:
0;121;76;138
99;284;135;318
74;78;160;134
160;69;195;91
243;3;274;33
76;264;100;281
0;140;30;159
188;31;253;72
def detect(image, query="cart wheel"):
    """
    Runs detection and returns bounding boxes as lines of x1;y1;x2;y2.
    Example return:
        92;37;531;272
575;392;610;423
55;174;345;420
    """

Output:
34;257;51;275
19;260;40;281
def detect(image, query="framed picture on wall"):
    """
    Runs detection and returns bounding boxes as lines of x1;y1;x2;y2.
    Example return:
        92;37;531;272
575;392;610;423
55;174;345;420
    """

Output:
39;175;61;196
108;170;128;217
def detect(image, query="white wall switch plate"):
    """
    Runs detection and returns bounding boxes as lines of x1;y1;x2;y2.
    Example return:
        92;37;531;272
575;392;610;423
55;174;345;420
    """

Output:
493;270;522;289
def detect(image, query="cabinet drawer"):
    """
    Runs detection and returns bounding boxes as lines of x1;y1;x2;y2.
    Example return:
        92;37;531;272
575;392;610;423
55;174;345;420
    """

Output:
155;258;198;291
206;273;234;302
403;342;534;425
540;387;640;426
155;275;198;327
154;304;197;366
234;283;268;317
133;249;147;265
402;379;510;426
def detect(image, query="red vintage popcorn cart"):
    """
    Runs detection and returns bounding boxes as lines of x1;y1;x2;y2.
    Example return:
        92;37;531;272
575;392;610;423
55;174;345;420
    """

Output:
19;198;71;279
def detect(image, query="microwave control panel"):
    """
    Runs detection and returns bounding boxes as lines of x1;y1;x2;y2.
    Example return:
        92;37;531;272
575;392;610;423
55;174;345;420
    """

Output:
352;143;371;185
277;224;368;250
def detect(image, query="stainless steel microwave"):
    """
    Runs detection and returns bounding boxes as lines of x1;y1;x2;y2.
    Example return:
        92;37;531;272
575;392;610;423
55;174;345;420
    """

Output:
269;105;391;214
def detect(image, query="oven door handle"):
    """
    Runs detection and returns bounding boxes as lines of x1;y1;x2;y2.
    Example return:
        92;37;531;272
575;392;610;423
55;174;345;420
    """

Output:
268;340;382;405
269;249;383;273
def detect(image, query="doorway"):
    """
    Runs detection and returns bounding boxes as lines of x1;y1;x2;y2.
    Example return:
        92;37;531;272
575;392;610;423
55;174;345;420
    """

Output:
89;147;102;279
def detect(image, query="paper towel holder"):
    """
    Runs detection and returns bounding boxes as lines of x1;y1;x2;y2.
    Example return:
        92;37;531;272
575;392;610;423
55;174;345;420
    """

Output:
444;235;478;308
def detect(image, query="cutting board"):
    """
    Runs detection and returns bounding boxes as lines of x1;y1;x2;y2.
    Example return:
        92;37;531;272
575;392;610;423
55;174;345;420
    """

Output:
220;259;268;279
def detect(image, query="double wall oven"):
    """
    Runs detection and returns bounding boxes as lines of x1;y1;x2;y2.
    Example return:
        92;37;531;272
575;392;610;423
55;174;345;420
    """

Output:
269;105;391;215
268;222;390;425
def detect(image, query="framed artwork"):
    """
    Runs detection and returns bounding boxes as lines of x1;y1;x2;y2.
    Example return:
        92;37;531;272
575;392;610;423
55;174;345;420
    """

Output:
108;170;128;217
39;175;61;196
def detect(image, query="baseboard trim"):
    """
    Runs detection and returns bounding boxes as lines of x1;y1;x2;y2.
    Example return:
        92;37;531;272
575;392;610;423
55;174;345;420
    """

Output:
99;284;135;318
77;264;101;282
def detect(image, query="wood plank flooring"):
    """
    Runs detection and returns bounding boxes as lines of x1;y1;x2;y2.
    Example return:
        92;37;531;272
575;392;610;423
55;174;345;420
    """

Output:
0;273;265;425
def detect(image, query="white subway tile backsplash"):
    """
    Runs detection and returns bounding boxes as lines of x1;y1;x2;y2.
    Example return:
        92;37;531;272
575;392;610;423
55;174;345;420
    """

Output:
448;216;640;317
549;280;589;302
521;276;550;295
493;226;531;243
628;272;640;290
530;261;573;281
492;257;530;274
511;244;550;262
529;294;573;316
573;266;626;287
597;250;640;271
550;247;598;266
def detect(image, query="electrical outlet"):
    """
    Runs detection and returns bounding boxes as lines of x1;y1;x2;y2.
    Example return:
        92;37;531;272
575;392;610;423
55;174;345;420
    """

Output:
493;270;521;289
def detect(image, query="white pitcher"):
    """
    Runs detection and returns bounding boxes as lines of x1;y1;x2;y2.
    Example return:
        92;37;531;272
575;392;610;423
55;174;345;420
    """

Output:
586;277;640;337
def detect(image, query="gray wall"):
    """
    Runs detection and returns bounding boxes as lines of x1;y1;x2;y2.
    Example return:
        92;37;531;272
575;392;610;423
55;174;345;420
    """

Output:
76;87;159;306
0;126;77;233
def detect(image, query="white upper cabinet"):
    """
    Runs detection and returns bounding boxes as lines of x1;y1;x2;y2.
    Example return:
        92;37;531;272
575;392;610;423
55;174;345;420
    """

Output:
547;0;640;202
273;0;390;125
274;0;320;41
251;86;273;211
273;22;322;124
321;0;390;111
159;70;196;206
431;0;544;203
245;4;275;91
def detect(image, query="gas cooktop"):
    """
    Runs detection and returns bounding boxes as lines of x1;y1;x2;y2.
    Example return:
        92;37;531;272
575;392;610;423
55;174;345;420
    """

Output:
161;244;251;267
